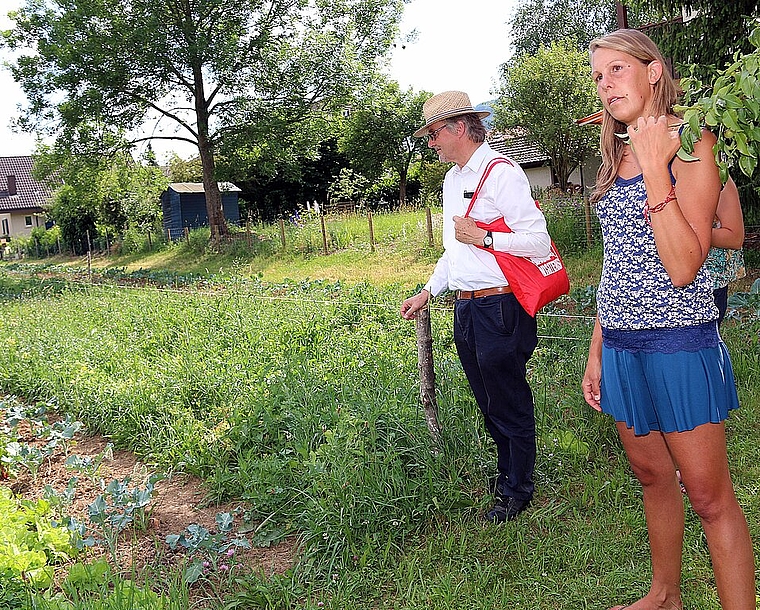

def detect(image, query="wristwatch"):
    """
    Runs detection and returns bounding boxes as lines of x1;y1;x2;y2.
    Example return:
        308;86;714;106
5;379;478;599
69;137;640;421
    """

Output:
483;231;493;248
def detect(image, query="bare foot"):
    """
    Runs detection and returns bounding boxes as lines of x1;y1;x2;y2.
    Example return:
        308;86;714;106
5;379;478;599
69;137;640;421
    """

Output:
608;596;682;610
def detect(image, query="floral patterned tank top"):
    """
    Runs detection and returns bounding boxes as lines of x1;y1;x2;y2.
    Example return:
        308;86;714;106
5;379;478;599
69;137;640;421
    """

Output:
596;174;718;330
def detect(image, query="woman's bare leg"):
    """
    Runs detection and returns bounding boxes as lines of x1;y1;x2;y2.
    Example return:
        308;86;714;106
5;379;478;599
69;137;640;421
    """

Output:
666;422;755;610
615;422;684;610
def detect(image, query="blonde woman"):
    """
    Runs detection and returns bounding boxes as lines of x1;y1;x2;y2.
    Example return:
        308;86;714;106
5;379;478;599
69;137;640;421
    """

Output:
582;29;755;610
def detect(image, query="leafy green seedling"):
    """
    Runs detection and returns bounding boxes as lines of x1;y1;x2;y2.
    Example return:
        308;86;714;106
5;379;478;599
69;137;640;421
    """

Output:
86;473;163;561
65;443;113;482
40;415;84;455
43;476;79;510
166;512;250;584
2;441;46;479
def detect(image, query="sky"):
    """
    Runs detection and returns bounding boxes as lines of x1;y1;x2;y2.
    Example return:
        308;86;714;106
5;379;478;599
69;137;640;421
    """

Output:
0;0;518;160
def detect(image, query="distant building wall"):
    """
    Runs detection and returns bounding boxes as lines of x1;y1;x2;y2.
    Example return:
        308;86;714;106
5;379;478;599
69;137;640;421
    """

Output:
162;183;241;239
0;210;45;238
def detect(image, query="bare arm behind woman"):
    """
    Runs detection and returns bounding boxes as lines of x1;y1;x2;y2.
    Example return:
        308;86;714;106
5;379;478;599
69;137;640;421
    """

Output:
711;176;744;250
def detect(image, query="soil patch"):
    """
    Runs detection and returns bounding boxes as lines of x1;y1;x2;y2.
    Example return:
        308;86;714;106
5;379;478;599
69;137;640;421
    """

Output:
2;412;298;599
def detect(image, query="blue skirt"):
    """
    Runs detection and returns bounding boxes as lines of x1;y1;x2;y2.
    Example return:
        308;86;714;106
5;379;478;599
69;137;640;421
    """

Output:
600;323;739;435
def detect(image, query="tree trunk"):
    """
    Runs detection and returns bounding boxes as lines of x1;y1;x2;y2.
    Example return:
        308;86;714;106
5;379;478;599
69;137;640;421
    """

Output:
193;63;227;240
198;137;227;239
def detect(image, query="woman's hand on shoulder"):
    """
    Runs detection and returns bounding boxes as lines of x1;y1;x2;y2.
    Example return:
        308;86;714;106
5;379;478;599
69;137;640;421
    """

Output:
627;115;682;175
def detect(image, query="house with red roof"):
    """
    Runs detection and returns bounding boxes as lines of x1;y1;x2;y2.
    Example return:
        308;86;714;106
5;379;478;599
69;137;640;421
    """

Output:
0;156;53;240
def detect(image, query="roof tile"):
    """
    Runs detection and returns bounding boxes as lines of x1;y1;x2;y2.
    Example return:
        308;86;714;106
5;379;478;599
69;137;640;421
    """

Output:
487;132;550;167
0;156;53;212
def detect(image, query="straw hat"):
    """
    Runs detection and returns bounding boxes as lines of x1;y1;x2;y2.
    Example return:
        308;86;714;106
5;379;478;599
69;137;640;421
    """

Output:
413;91;491;137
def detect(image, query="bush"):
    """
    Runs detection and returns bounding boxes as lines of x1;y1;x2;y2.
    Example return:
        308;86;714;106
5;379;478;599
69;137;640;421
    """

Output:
539;193;599;255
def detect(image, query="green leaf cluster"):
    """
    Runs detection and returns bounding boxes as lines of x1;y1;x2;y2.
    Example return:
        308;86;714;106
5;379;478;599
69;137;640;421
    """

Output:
677;19;760;181
165;512;250;584
627;0;760;83
0;488;77;588
85;473;163;560
339;80;433;206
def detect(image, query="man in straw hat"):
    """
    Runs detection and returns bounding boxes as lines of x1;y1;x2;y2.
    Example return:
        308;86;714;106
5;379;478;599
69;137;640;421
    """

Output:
400;91;551;523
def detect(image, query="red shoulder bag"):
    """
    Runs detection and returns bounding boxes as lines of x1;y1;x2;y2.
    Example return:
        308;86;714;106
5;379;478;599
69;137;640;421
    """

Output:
464;158;570;317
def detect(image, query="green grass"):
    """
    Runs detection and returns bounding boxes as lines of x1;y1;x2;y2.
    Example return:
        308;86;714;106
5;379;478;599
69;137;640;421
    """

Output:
1;208;758;610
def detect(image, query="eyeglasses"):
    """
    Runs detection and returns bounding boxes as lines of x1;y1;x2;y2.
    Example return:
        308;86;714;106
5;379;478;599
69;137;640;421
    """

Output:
426;125;448;142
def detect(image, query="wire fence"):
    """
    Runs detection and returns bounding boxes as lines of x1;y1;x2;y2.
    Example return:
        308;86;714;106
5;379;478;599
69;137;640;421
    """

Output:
2;196;605;262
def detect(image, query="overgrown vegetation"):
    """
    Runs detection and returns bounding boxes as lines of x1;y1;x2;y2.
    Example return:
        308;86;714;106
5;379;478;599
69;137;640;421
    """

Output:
0;206;758;608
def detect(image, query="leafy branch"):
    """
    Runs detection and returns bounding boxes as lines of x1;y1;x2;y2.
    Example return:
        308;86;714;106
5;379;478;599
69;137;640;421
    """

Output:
676;19;760;182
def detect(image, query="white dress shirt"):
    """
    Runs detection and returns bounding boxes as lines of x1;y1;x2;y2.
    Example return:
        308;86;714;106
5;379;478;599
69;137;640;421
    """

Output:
424;142;551;296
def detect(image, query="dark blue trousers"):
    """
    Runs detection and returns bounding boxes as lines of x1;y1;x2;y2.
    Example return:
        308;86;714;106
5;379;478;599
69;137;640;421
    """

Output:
453;293;538;502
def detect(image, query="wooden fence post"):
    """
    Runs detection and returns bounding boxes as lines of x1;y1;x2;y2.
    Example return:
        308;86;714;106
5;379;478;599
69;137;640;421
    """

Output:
583;195;594;248
246;220;252;248
279;219;286;250
184;227;190;244
320;214;328;255
426;207;434;247
86;230;92;283
147;230;153;250
367;210;375;252
415;303;441;445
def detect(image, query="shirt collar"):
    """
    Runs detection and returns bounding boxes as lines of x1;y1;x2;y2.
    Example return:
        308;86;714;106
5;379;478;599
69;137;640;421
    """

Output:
453;142;491;175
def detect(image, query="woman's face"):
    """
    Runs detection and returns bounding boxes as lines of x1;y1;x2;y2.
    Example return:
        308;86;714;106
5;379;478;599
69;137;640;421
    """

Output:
591;47;655;126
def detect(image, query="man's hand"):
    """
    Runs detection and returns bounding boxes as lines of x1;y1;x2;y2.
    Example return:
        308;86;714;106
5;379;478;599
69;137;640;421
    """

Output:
400;290;430;320
453;215;488;245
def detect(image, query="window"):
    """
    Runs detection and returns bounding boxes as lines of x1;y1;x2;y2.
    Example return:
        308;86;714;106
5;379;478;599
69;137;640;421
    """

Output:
24;216;33;227
2;219;8;235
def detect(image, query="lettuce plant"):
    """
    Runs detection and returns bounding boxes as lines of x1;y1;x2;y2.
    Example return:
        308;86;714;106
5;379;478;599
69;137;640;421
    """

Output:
0;487;77;588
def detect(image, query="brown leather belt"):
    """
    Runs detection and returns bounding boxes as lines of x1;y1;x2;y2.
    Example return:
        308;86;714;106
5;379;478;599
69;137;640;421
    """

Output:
455;286;512;300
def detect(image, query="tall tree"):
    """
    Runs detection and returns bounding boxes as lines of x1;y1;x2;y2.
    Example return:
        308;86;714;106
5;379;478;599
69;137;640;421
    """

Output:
625;1;760;80
507;0;654;57
627;2;760;215
2;0;405;238
508;0;617;56
167;154;204;183
494;40;600;191
339;81;433;206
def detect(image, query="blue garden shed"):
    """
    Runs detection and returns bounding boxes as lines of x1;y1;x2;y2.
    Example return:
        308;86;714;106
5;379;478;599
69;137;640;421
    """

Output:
162;182;241;239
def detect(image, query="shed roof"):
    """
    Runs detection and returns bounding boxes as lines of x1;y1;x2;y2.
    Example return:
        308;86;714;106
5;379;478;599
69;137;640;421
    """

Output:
488;132;550;167
0;156;53;212
168;182;241;193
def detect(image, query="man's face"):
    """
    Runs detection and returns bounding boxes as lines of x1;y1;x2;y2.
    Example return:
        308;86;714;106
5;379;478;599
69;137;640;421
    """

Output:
426;121;454;163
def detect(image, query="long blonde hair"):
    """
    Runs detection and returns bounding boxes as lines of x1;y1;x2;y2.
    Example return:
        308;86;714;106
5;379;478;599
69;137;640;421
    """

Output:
589;29;679;202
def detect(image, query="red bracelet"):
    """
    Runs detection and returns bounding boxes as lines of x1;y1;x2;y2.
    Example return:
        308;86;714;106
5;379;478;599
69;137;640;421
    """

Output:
643;185;677;225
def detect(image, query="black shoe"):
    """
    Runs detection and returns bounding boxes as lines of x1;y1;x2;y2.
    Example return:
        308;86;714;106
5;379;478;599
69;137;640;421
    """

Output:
484;497;530;523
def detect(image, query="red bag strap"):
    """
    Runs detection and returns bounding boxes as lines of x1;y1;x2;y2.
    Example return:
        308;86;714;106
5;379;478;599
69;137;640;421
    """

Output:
464;157;511;218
